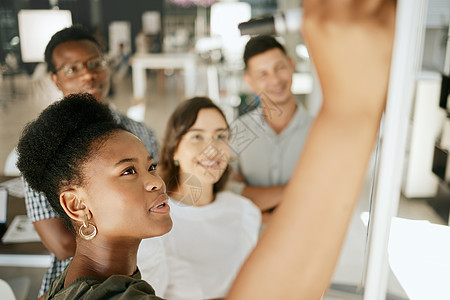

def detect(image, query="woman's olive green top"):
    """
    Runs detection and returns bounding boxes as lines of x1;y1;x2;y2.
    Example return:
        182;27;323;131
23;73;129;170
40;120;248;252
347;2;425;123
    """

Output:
45;262;163;299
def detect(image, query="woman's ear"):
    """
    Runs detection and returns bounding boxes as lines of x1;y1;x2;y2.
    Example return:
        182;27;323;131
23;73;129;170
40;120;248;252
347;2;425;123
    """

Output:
60;190;89;223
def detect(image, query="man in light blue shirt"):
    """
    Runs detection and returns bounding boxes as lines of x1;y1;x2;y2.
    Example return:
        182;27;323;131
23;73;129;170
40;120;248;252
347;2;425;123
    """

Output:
229;36;313;222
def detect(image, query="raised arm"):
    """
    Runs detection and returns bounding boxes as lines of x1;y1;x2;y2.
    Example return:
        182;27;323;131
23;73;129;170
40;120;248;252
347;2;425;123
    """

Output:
226;0;396;299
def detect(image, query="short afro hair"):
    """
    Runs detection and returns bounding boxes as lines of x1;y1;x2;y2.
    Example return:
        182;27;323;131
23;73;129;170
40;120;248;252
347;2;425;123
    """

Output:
243;35;287;69
16;93;125;232
44;24;101;73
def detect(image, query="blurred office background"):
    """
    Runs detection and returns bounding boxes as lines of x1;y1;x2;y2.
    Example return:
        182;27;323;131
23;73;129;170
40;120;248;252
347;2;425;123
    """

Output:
0;0;449;299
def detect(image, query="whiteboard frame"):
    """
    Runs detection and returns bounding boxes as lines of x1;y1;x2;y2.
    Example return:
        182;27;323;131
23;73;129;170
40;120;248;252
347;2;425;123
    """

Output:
363;0;428;299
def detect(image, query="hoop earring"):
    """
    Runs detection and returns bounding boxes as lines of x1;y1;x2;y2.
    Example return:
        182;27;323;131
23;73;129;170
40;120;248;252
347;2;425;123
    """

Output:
79;214;97;240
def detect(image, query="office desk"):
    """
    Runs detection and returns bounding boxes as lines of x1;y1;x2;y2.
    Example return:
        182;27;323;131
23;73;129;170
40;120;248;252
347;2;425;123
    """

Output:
0;176;51;268
131;53;196;100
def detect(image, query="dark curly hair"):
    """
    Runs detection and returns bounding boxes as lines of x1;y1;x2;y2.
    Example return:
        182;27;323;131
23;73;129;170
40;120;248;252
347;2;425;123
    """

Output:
44;24;101;73
243;35;287;69
159;97;231;196
16;93;125;233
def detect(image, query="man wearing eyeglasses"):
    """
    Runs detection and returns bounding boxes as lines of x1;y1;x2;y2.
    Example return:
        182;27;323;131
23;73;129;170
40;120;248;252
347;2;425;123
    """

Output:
50;52;108;102
22;25;165;298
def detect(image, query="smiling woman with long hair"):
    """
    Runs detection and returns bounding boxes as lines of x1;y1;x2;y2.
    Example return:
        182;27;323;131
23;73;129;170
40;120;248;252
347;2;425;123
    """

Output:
150;97;261;299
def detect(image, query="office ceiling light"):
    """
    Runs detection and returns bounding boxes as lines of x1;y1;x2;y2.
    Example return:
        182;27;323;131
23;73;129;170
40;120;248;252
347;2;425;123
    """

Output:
18;9;72;63
210;1;251;65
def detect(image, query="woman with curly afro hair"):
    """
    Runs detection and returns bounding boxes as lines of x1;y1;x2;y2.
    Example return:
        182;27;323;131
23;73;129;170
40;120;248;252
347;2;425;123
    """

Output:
17;93;172;299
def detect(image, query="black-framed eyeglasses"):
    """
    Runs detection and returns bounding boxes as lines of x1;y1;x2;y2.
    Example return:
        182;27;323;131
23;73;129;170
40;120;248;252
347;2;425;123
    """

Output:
53;56;107;78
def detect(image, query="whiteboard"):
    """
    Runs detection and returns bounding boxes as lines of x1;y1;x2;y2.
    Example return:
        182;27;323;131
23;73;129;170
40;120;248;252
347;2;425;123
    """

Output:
364;0;429;299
